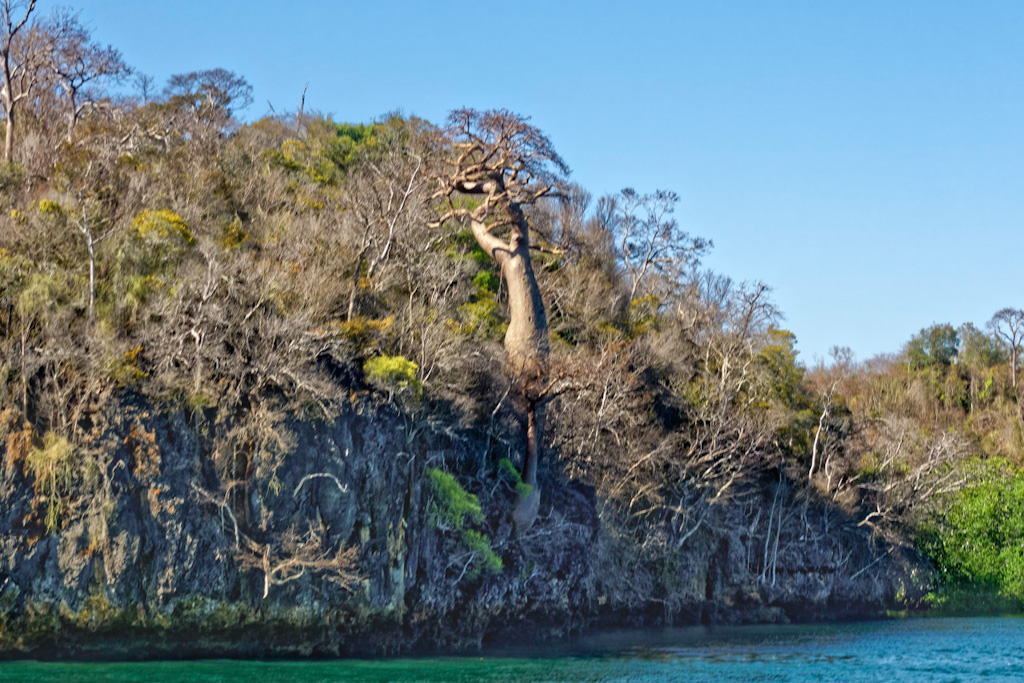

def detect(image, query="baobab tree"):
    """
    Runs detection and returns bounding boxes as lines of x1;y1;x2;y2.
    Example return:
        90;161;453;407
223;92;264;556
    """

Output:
431;109;569;531
989;307;1024;390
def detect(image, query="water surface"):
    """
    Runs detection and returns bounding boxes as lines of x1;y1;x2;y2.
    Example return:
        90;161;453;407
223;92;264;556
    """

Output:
3;616;1023;682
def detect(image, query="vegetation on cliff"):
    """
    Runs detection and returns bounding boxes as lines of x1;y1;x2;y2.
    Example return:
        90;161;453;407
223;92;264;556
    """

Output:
0;0;1021;654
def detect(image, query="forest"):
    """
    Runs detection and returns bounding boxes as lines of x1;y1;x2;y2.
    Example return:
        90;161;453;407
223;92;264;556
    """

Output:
0;0;1022;656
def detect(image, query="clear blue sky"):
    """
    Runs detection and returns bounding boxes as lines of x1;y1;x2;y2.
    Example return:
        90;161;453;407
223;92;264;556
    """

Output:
77;0;1024;365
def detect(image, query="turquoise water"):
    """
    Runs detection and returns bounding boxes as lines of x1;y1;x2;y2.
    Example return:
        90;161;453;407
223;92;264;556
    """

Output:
2;617;1023;682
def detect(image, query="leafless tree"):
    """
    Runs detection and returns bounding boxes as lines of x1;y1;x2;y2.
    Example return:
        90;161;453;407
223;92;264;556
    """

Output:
989;307;1024;390
132;72;154;104
193;483;359;599
0;0;39;161
610;188;710;302
237;524;359;600
808;347;854;483
852;419;969;535
46;9;131;143
345;120;428;321
431;109;569;531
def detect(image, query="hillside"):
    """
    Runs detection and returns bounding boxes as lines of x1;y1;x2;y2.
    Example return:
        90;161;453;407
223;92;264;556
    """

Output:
0;6;1022;657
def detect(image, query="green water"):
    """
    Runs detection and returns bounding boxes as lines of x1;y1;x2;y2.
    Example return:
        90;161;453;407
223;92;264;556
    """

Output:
2;617;1023;682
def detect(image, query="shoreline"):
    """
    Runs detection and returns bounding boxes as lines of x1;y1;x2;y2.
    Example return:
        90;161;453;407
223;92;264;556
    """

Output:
0;602;934;662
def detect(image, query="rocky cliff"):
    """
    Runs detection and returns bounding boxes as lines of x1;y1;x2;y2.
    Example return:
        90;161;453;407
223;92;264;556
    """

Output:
0;391;925;659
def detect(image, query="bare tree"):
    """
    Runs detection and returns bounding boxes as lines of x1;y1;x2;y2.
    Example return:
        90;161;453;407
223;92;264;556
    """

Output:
46;9;131;143
0;0;38;161
237;525;359;600
432;109;569;531
193;484;359;599
852;419;969;535
345;120;427;321
988;307;1024;390
611;188;710;302
132;71;154;104
808;347;853;483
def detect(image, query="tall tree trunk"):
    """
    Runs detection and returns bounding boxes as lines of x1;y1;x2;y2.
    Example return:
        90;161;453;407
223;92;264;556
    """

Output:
66;106;77;144
3;105;12;162
86;233;95;320
470;213;549;531
513;400;543;530
2;52;12;163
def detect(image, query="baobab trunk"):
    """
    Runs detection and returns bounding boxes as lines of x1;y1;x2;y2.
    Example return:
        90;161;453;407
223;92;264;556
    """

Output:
470;214;548;531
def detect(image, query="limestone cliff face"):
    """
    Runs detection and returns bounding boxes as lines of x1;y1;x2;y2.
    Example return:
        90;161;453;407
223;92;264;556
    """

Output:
0;393;922;658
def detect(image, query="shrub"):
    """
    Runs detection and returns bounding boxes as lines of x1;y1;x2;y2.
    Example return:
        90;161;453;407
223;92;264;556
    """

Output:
17;271;76;322
131;209;194;244
363;354;421;398
921;464;1024;612
462;529;503;578
321;317;393;353
37;199;66;223
108;210;194;326
427;467;482;531
426;467;501;580
0;161;26;198
25;433;76;533
220;216;250;249
109;345;149;387
626;293;659;336
449;268;506;339
119;209;194;282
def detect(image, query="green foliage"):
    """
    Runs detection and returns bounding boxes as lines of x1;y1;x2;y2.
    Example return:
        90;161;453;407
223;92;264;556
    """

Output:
454;295;506;339
979;371;995;403
758;326;806;409
271;118;392;185
921;463;1024;613
17;271;76;321
940;371;969;412
323;122;381;171
426;467;501;580
426;467;482;531
445;227;490;269
959;322;1004;370
25;433;76;533
498;457;533;498
906;323;959;371
626;294;660;337
461;529;503;577
472;270;499;295
363;354;421;398
106;210;194;326
108;345;149;387
449;252;506;339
